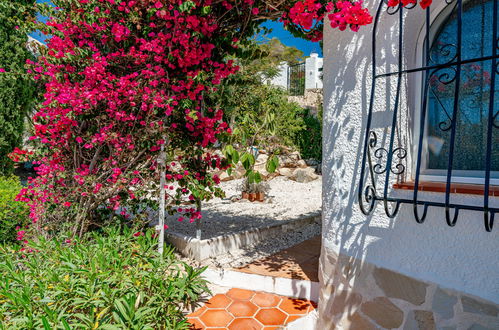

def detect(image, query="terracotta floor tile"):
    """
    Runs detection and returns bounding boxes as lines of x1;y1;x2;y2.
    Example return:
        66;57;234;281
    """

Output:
187;317;205;330
234;236;321;282
199;309;234;327
228;300;259;317
206;294;232;308
252;292;282;308
226;288;255;301
279;297;314;315
255;308;287;326
228;317;263;330
188;306;207;318
263;327;281;330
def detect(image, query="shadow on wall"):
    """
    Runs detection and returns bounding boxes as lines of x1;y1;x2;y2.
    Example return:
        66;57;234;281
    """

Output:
319;4;499;330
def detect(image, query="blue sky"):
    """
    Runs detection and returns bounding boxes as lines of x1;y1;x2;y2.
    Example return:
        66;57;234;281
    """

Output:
260;21;322;57
31;0;322;57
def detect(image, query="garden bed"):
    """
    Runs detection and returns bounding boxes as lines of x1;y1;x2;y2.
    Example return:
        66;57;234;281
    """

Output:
165;176;322;239
164;176;322;261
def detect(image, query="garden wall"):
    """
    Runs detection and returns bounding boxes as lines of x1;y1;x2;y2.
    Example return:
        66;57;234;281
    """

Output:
319;1;499;329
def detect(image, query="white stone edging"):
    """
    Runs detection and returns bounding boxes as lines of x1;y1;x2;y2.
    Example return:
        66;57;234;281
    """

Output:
203;268;319;302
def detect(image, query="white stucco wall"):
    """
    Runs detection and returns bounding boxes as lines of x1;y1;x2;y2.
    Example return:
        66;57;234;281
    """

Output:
269;62;289;89
322;0;499;305
305;53;323;89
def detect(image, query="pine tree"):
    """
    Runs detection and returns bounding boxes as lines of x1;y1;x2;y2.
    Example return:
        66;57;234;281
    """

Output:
0;0;37;174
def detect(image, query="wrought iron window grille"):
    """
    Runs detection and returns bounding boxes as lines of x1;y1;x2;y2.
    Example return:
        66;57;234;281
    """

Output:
358;0;499;231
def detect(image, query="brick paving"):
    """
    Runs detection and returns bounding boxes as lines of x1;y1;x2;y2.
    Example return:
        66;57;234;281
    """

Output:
187;288;317;329
234;236;321;282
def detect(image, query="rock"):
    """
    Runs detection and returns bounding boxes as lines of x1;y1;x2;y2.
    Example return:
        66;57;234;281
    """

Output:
330;290;363;315
289;151;301;161
461;296;498;317
297;159;307;168
403;310;436;330
292;167;319;183
373;267;428;305
219;171;233;182
305;158;319;166
432;288;457;319
253;164;269;177
337;312;376;330
278;167;295;177
255;153;269;165
361;297;404;329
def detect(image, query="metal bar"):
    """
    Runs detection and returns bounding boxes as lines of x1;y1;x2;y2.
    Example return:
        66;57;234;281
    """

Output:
483;0;498;232
371;195;499;213
375;54;499;79
381;4;404;218
412;7;432;223
444;0;463;227
358;1;385;215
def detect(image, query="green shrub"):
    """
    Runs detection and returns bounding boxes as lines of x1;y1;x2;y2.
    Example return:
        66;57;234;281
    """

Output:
295;108;322;161
0;176;28;243
0;227;209;329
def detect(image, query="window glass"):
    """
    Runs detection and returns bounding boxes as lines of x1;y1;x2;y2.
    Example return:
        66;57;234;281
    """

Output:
427;0;499;176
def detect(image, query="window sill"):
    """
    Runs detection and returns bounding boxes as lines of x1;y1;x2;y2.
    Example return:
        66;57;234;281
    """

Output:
393;181;499;196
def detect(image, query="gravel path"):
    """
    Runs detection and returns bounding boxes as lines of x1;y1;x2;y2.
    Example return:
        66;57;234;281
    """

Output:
166;176;322;239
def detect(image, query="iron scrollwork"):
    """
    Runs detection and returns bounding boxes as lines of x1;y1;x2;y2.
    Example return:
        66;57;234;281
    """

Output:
358;0;498;231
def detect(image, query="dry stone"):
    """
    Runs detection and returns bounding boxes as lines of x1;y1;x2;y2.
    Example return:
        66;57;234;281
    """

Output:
218;171;233;182
297;159;307;168
361;297;404;329
337;312;376;330
432;288;457;319
373;267;428;305
461;296;499;317
468;323;497;330
292;167;319;183
330;290;363;315
403;310;436;330
278;167;295;177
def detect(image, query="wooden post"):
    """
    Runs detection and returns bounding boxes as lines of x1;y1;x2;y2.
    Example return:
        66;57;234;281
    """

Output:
158;139;166;255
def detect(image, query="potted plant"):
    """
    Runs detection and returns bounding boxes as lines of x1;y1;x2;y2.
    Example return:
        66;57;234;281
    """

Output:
224;145;279;202
255;182;269;202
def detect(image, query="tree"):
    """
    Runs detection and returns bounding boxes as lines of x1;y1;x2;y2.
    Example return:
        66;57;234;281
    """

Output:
0;0;37;174
11;0;431;238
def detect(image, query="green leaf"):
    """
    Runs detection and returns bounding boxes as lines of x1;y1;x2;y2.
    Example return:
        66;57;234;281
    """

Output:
266;155;279;173
179;1;195;12
240;152;255;171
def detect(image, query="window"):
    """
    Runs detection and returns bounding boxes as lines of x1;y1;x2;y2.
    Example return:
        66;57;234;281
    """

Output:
358;0;498;231
423;0;499;184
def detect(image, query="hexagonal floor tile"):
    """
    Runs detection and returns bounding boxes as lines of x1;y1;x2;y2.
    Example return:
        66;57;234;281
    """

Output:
279;297;313;315
255;308;287;326
252;292;282;308
199;309;234;327
187;317;204;330
206;293;232;308
228;300;259;317
228;317;263;330
226;288;255;301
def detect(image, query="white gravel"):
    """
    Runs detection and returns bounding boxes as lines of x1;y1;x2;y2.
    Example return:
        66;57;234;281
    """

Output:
166;176;322;239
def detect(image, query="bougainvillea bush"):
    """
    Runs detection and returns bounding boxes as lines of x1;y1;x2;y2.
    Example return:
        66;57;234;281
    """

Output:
0;227;208;328
10;0;434;238
0;0;37;174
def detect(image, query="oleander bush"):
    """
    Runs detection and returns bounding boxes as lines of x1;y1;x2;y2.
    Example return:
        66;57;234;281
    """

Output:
0;227;209;329
0;176;29;243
